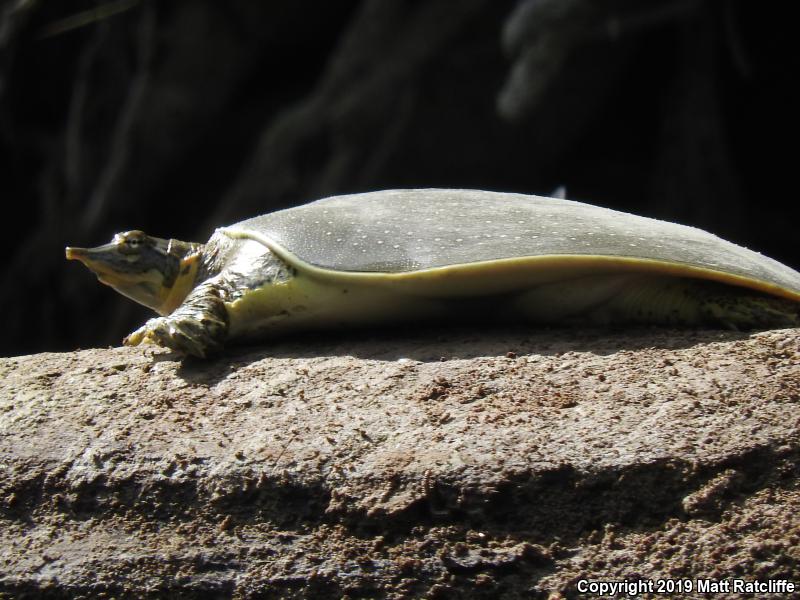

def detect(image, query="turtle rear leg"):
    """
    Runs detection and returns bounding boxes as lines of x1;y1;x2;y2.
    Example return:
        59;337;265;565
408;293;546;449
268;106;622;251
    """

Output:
124;279;229;358
587;276;799;330
511;275;799;330
695;285;799;330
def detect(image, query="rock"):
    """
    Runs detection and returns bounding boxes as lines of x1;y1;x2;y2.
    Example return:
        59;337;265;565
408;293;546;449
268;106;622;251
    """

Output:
1;327;799;598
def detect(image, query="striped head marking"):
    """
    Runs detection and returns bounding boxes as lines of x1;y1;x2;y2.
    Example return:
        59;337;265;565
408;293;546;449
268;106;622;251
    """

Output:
66;231;203;315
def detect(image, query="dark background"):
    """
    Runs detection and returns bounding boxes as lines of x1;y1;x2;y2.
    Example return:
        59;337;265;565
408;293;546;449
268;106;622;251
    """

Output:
1;0;797;357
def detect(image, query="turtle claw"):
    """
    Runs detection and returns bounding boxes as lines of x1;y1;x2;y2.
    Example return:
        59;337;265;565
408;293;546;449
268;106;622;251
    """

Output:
124;316;214;358
122;323;151;348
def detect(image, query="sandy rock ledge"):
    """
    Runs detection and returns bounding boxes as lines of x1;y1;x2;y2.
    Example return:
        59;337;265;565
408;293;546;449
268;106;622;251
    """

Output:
1;327;799;599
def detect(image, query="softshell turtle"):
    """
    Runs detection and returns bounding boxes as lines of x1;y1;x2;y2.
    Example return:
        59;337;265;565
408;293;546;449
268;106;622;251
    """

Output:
66;189;800;357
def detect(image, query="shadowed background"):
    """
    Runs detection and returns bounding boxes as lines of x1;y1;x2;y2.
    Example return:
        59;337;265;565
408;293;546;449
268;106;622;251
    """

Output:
1;0;797;356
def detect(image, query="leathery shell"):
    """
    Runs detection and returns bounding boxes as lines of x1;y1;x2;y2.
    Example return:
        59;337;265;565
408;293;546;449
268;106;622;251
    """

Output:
223;189;800;299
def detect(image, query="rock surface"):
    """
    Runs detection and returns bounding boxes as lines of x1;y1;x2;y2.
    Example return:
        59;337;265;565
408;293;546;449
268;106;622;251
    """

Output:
1;327;799;599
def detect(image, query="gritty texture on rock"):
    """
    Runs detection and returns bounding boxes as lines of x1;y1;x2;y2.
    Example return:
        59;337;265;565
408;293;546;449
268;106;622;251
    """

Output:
1;327;799;599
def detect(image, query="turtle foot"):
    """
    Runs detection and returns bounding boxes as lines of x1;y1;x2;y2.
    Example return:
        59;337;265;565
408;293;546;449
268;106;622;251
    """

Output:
124;315;222;358
124;278;230;358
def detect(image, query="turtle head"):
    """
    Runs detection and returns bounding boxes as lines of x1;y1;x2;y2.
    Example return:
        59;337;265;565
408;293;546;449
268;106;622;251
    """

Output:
66;230;203;315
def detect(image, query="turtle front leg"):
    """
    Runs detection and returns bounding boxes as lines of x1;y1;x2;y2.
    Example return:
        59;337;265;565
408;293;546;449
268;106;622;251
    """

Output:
124;280;229;358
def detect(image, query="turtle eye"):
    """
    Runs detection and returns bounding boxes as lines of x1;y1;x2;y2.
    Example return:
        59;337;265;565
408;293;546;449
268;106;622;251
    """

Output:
117;231;150;254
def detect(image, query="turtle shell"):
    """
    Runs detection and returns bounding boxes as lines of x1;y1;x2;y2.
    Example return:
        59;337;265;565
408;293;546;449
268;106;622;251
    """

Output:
223;189;800;300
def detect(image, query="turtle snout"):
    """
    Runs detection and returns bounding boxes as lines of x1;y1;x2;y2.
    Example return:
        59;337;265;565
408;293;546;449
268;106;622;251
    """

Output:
64;244;118;273
65;246;87;261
